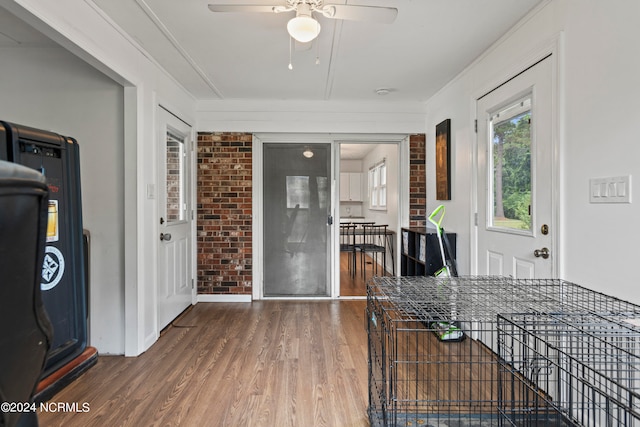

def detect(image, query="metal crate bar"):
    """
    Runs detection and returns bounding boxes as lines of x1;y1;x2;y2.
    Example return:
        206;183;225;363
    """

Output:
367;276;640;427
498;312;640;427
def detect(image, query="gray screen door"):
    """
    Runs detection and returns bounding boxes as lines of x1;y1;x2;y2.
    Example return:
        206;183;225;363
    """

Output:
263;143;331;296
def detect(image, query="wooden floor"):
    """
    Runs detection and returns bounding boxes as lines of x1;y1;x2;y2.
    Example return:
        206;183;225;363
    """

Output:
38;300;370;427
339;252;386;297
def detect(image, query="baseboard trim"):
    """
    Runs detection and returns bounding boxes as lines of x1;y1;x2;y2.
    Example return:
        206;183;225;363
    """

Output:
197;294;252;303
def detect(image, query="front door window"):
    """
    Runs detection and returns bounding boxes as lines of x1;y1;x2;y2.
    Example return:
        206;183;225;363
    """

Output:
489;95;532;233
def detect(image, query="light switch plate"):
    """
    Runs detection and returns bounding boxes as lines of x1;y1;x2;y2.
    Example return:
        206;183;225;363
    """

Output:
590;175;631;203
146;183;155;199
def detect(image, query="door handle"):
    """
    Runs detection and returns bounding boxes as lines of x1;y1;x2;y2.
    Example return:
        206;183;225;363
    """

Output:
160;233;172;242
534;247;549;259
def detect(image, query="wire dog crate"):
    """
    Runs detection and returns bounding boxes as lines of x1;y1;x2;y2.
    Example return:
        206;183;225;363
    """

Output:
498;312;640;427
366;276;640;427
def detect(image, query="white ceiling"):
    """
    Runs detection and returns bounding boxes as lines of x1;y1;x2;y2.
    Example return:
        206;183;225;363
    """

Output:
87;0;542;102
1;0;542;103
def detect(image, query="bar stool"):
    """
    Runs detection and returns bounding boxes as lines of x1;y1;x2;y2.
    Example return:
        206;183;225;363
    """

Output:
351;221;374;252
339;223;357;277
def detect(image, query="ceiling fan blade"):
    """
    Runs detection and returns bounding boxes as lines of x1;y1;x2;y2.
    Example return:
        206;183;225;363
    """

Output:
207;4;281;13
320;4;398;24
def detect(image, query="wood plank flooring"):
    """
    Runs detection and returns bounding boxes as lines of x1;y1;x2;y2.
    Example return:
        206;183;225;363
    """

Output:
339;252;386;297
38;300;370;427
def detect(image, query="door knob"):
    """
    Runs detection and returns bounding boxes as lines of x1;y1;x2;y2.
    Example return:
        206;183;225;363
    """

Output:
534;247;549;259
160;233;172;241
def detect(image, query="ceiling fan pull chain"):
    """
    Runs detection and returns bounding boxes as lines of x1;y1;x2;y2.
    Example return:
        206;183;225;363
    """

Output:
288;35;293;70
315;32;320;65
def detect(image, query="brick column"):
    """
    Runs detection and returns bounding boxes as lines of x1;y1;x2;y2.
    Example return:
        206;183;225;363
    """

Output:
197;132;252;294
409;134;426;227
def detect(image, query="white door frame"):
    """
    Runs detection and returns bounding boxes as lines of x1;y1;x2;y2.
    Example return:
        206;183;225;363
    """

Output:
470;34;564;277
252;133;335;300
334;137;409;297
252;133;409;300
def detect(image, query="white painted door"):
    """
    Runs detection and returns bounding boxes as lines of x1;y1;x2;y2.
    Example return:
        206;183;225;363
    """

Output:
157;107;193;329
476;57;556;278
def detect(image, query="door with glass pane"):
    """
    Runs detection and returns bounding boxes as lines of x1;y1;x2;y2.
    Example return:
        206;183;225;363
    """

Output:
157;107;193;329
263;143;331;296
476;57;555;278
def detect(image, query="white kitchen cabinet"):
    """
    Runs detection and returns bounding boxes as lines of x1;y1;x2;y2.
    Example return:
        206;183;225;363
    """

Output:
340;172;363;202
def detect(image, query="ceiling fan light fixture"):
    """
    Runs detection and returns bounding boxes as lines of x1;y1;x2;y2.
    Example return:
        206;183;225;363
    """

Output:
287;14;321;43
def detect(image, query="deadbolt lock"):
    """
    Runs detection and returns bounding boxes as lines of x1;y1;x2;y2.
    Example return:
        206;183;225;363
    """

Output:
541;224;549;235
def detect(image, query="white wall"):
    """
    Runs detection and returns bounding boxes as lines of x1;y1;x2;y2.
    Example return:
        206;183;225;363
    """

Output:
197;99;427;134
362;144;399;229
340;159;362;173
424;0;640;303
1;0;196;355
0;46;125;354
361;143;399;274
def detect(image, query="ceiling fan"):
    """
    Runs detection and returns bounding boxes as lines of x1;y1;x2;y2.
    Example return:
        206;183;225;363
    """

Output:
208;1;398;43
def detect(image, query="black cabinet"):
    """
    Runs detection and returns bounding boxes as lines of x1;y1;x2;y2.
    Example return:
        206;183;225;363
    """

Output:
400;227;456;276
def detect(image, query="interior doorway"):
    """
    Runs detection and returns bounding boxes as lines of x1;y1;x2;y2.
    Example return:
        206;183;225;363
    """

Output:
338;142;400;297
253;133;409;301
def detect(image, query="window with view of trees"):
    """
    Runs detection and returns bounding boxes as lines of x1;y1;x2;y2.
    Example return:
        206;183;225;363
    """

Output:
490;96;532;231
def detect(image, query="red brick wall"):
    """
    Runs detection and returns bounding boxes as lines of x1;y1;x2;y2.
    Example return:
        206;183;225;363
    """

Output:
409;134;426;227
197;132;252;295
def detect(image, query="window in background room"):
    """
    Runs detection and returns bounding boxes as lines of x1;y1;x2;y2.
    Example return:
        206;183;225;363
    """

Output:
369;160;386;210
